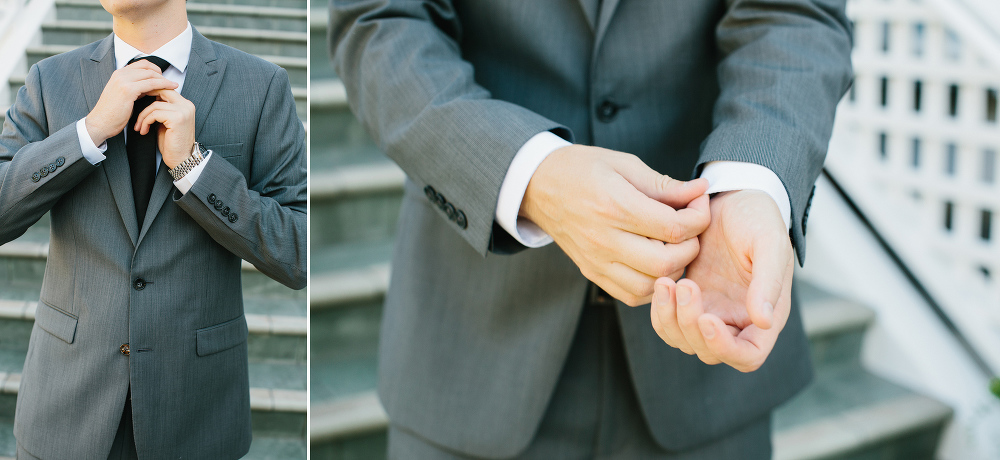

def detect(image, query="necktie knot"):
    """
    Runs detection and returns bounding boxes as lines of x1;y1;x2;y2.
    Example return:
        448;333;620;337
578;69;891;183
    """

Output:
127;55;170;73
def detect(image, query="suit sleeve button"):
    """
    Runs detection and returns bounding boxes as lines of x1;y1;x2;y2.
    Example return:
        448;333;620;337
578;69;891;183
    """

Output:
55;157;65;167
32;172;40;182
424;185;436;202
444;203;457;220
214;200;224;211
207;193;217;204
221;207;230;217
434;192;446;207
229;213;238;223
39;167;48;177
456;210;467;229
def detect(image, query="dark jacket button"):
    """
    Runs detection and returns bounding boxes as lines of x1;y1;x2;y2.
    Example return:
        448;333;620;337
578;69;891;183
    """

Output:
596;100;619;122
424;185;436;202
133;278;147;290
39;167;48;177
444;203;457;220
456;210;467;229
435;192;446;207
207;193;217;204
32;172;40;182
214;200;224;211
229;213;238;223
48;163;57;173
55;157;65;167
120;344;130;356
221;206;230;217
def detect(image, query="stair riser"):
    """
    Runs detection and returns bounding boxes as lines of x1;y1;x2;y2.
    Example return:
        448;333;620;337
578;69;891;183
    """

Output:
192;0;305;9
311;26;336;81
310;301;382;403
310;192;402;249
309;107;387;168
311;431;387;460
40;27;306;58
807;327;867;368
54;7;306;32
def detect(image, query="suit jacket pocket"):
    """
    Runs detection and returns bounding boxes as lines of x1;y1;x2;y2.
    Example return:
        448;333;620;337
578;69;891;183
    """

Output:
205;142;245;158
35;301;78;344
196;315;248;357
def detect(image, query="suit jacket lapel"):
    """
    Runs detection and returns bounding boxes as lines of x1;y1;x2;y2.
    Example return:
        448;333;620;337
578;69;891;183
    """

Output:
83;35;139;246
594;0;621;48
137;27;225;245
577;0;599;32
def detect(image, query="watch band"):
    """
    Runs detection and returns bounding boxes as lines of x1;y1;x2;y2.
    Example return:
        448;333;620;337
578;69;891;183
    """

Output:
169;142;210;181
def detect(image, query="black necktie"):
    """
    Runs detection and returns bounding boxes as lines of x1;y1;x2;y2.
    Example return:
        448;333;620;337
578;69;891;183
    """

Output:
125;55;170;227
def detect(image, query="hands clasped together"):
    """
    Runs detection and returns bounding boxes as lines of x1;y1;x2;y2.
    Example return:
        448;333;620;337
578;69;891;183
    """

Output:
521;145;795;373
85;58;196;169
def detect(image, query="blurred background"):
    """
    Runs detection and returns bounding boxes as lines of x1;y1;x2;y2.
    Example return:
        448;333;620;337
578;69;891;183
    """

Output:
310;0;1000;459
0;0;307;457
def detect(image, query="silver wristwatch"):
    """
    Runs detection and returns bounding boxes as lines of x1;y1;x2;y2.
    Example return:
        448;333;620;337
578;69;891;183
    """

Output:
169;142;211;181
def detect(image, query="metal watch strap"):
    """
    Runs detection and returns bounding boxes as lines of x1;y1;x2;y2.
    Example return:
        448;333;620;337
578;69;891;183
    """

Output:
169;143;208;181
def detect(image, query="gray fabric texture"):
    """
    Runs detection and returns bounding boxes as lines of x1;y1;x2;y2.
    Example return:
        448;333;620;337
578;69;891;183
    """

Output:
331;0;851;457
1;27;306;460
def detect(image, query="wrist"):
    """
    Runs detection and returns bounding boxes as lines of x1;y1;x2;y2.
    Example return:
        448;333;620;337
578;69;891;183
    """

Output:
169;142;209;181
84;116;109;146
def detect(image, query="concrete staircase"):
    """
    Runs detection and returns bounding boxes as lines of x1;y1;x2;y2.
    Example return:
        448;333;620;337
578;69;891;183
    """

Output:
0;0;307;458
309;7;953;459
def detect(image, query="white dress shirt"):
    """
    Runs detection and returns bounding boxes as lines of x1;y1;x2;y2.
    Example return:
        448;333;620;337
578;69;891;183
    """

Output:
495;131;792;248
75;22;209;194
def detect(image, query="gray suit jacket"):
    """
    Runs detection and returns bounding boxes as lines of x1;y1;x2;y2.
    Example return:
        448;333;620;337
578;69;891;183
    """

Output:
332;0;852;457
0;29;306;459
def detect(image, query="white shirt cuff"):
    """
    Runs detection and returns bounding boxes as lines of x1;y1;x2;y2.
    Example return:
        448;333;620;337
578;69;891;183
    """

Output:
76;118;107;165
495;131;571;248
700;161;792;230
172;152;211;195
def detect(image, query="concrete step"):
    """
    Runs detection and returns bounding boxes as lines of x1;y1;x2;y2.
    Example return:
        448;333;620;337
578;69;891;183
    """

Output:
310;79;389;169
41;21;306;58
310;162;404;250
55;0;306;32
189;0;305;10
310;8;335;81
0;371;305;458
307;281;952;459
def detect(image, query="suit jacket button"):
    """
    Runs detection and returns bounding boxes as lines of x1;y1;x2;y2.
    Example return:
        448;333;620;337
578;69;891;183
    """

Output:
39;167;48;177
229;213;238;223
55;156;65;167
214;200;224;211
47;163;56;173
133;278;147;290
435;191;446;207
221;207;230;217
456;210;467;229
444;203;457;220
596;100;619;122
120;344;130;356
424;185;436;202
207;193;217;204
31;172;40;182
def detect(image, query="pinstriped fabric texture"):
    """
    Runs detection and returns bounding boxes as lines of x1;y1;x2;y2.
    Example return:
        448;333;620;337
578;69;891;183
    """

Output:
0;27;305;460
331;0;851;457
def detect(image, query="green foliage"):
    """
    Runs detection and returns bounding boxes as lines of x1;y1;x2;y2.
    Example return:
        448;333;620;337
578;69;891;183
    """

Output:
991;378;1000;400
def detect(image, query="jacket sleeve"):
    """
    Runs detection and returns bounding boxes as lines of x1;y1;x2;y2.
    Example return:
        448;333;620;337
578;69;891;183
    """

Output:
330;0;572;256
696;0;854;265
0;63;100;245
174;67;307;290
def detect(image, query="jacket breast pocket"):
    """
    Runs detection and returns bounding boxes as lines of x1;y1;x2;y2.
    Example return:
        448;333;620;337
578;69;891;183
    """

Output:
35;300;78;344
195;315;248;357
205;142;245;159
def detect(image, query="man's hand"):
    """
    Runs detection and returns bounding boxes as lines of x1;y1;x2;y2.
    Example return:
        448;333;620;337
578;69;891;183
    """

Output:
84;60;178;146
520;145;710;306
133;89;197;169
649;190;794;372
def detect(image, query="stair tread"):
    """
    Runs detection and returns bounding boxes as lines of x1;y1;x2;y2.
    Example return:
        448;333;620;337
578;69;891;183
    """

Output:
56;0;307;18
23;45;307;68
42;20;306;41
310;162;404;199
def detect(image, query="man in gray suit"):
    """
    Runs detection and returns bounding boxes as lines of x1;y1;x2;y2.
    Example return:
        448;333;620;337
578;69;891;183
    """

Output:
332;0;851;458
0;0;306;457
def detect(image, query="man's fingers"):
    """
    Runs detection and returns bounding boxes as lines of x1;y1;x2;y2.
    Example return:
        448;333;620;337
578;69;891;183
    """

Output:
124;59;163;74
594;263;656;307
133;79;179;98
618;190;711;244
143;88;184;102
698;314;770;373
618;234;698;279
650;278;695;354
674;279;720;365
745;234;793;330
613;155;709;208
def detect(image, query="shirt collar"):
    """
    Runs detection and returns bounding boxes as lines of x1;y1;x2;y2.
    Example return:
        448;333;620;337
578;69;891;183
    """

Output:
113;22;192;73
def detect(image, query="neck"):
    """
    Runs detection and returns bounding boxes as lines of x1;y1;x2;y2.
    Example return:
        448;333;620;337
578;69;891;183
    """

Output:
111;3;187;53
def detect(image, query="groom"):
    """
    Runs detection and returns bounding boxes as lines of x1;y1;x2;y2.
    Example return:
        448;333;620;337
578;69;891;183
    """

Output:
0;0;306;457
332;0;852;458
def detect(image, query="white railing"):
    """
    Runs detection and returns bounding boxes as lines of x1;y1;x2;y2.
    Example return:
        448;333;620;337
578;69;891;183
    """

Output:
0;0;55;111
825;0;1000;457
